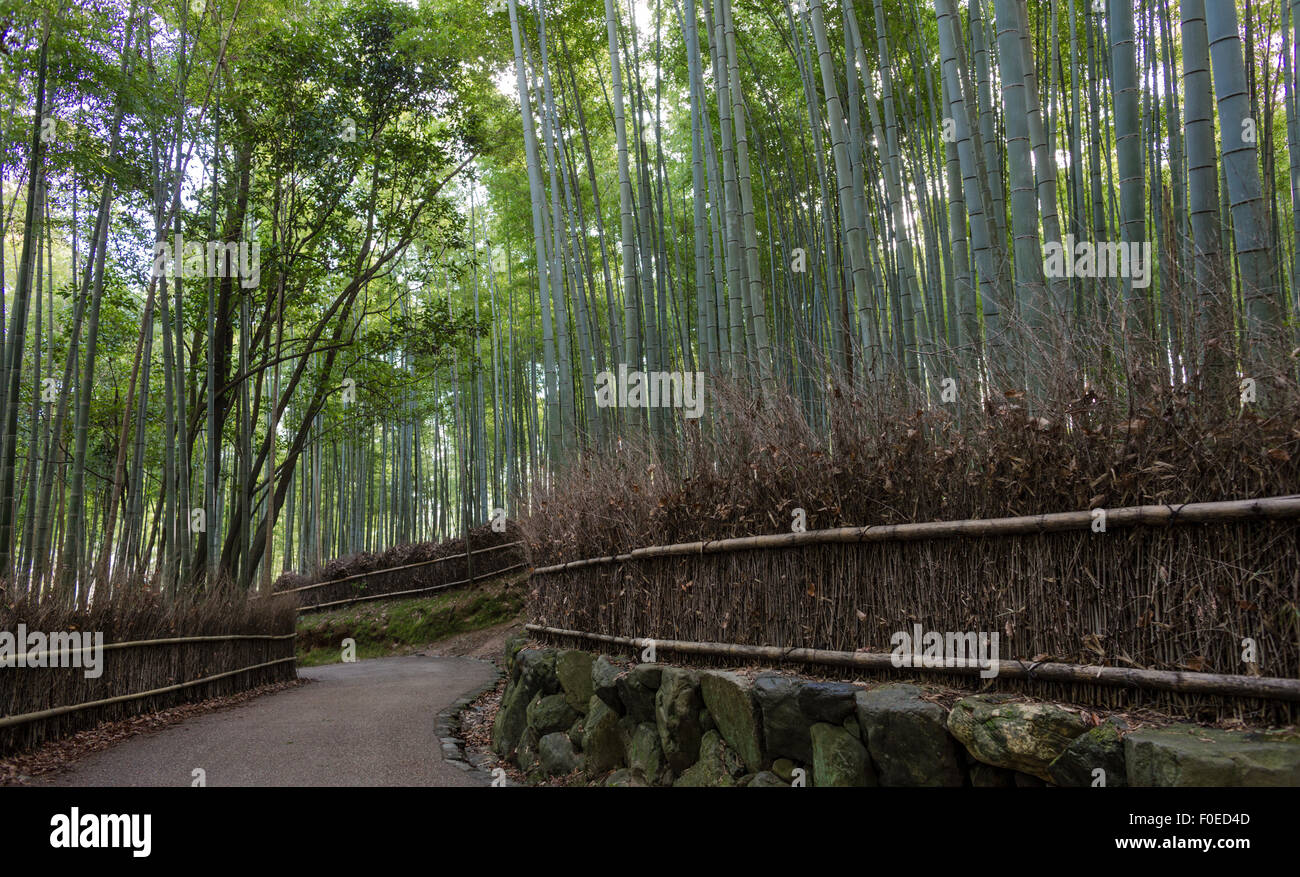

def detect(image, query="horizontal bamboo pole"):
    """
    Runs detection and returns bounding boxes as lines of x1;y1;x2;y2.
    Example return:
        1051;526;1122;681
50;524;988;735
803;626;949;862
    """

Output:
0;632;298;668
0;656;299;729
276;540;524;595
298;562;529;613
526;625;1300;702
530;495;1300;575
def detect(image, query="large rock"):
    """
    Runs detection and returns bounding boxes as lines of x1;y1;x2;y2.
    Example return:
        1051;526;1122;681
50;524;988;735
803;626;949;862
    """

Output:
567;716;585;750
582;695;626;774
516;648;559;695
492;676;542;758
491;681;525;757
605;768;649;787
1125;726;1300;787
700;671;765;773
629;663;662;690
947;694;1090;781
1049;719;1128;787
798;682;860;724
747;771;789;787
673;730;746;787
627;722;665;785
555;650;595;713
526;693;579;735
492;648;562;758
591;656;623;711
655;667;704;773
754;674;814;763
968;763;1016;787
504;635;528;681
856;684;963;787
617;671;658;723
516;726;541;773
810;722;874;787
538;731;580;776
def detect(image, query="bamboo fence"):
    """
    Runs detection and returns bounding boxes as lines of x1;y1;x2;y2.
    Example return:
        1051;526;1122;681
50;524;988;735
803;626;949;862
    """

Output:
528;495;1300;721
280;541;523;595
297;560;529;612
1;593;299;755
278;532;527;613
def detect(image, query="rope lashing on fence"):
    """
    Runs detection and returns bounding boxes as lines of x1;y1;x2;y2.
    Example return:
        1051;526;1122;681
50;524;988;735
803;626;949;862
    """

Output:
0;656;299;729
0;633;299;668
525;625;1300;702
296;561;530;613
275;540;525;596
528;495;1300;576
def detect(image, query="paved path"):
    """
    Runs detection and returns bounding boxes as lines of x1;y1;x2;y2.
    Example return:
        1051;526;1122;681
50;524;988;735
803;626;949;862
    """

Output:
35;656;499;787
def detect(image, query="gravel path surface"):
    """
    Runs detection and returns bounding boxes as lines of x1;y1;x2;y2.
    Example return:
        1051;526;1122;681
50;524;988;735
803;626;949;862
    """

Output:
33;656;499;787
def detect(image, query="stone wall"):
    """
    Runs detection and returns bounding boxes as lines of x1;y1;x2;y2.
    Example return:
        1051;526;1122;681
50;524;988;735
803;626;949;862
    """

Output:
490;640;1300;787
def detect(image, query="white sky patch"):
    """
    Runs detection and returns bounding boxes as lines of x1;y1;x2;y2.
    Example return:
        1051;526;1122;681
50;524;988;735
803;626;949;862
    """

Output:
495;0;657;100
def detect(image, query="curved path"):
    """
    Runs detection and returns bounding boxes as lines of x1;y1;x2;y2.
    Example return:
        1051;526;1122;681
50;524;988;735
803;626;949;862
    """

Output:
35;655;499;787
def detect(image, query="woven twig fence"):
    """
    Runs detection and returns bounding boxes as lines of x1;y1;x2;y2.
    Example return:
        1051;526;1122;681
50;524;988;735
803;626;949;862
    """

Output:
528;496;1300;722
275;525;527;613
0;595;298;756
298;560;529;612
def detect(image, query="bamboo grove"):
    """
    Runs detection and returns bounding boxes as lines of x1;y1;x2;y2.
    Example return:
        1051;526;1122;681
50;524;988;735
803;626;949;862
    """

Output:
1;0;1298;605
503;0;1300;462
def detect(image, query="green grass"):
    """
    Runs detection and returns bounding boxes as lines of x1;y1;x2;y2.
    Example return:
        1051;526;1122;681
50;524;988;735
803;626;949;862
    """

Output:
294;575;525;666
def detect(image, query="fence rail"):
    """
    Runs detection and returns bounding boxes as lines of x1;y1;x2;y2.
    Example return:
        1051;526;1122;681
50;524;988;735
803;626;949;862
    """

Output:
530;495;1300;575
297;561;529;613
0;633;298;668
0;656;299;729
526;625;1300;702
279;541;525;596
278;537;527;614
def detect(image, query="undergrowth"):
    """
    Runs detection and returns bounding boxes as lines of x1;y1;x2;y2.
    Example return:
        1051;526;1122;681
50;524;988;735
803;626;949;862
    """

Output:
295;574;525;665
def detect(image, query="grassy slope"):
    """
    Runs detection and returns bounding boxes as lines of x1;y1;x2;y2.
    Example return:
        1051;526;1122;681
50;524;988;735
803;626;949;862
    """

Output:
295;574;526;666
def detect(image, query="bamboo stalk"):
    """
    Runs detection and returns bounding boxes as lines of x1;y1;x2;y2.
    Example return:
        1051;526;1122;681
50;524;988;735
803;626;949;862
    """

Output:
531;495;1300;575
297;562;529;613
526;625;1300;701
0;656;298;729
0;632;297;667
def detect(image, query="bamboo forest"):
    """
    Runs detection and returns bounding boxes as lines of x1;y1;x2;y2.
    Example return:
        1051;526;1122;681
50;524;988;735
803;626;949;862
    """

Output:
1;0;1298;607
